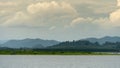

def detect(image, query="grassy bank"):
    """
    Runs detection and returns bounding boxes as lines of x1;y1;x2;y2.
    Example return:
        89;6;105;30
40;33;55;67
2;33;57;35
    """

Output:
0;50;119;55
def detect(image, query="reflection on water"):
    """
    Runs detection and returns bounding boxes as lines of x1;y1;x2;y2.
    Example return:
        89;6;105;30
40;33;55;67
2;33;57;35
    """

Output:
0;55;120;68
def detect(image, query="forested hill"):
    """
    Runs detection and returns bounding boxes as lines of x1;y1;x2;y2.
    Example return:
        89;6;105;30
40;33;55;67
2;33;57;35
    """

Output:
84;36;120;44
48;40;120;52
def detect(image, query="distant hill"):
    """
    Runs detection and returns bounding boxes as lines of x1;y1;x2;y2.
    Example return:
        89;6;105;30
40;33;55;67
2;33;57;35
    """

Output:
0;40;7;44
1;38;59;48
1;36;120;51
84;36;120;44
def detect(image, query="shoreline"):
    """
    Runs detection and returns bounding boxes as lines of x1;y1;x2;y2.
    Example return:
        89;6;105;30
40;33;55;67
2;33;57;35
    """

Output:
0;52;120;55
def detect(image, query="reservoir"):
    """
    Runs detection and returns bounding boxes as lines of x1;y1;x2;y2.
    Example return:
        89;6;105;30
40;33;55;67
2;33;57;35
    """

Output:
0;55;120;68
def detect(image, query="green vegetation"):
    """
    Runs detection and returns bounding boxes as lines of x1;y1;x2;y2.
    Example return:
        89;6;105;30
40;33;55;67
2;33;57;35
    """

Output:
48;40;120;52
0;49;119;55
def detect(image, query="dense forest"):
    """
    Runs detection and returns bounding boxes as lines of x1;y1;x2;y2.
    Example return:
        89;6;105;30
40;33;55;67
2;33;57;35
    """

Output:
46;40;120;52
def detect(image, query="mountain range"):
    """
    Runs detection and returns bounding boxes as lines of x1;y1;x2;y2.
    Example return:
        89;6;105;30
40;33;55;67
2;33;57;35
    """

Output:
84;36;120;44
0;40;7;44
0;36;120;49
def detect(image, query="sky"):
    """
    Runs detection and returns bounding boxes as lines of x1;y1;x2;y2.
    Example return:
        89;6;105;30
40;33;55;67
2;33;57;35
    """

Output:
0;0;120;41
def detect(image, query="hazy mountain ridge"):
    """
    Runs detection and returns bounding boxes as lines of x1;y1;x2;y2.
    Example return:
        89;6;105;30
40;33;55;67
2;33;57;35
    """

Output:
84;36;120;44
0;36;120;49
0;40;7;44
0;38;59;48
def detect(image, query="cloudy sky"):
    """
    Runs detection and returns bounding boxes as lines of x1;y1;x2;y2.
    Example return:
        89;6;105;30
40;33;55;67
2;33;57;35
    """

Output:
0;0;120;41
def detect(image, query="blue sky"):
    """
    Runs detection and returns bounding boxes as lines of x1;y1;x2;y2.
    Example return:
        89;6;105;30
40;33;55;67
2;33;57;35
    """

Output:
0;0;120;41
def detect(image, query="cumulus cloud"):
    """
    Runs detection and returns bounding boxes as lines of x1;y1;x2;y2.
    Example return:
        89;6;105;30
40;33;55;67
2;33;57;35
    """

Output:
76;0;120;27
1;0;120;41
2;12;29;27
1;1;77;27
27;1;77;15
0;2;17;6
0;0;119;28
117;0;120;6
70;17;110;28
109;0;120;26
70;17;93;27
110;9;120;23
49;26;56;30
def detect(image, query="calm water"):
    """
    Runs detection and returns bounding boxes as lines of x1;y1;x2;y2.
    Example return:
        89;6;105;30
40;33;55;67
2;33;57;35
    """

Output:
0;55;120;68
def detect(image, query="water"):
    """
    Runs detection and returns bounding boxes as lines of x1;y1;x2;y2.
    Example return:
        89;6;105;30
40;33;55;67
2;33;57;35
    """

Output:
0;55;120;68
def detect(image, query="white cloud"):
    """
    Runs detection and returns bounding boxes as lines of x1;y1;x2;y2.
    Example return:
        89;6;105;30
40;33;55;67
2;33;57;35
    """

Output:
72;17;85;23
93;18;108;24
0;2;17;6
0;0;120;41
110;9;120;23
49;26;56;30
92;18;111;28
1;1;77;27
0;10;7;15
117;0;120;6
27;1;77;15
110;10;120;27
70;17;113;28
109;0;120;26
70;17;93;27
2;12;29;27
0;1;20;16
0;0;119;28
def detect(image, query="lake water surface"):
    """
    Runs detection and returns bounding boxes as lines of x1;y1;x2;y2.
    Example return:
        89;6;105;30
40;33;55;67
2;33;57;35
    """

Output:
0;55;120;68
